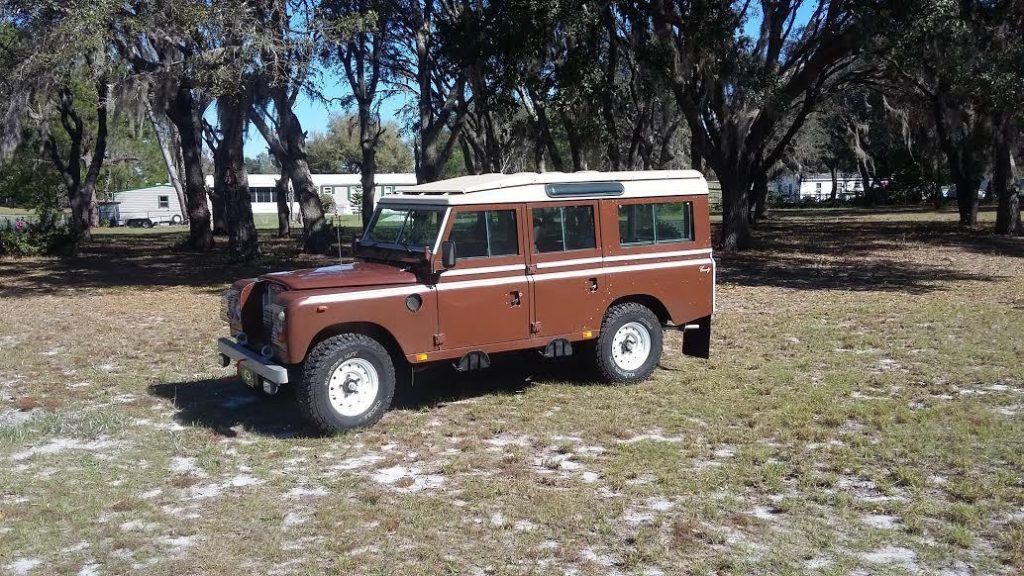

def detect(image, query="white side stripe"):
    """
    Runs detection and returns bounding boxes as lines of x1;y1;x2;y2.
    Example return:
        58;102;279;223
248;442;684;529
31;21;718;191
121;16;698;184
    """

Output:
531;258;714;282
535;256;605;269
302;285;432;305
300;257;716;304
603;248;712;262
443;263;525;276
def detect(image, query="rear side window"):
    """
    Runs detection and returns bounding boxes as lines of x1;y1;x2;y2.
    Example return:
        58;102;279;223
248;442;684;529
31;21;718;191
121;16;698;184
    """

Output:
532;205;596;253
158;195;169;209
619;202;693;246
450;209;519;258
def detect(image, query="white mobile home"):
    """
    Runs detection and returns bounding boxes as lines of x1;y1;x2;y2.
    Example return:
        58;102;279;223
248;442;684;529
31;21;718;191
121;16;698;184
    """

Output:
99;185;185;227
204;173;418;215
797;173;864;201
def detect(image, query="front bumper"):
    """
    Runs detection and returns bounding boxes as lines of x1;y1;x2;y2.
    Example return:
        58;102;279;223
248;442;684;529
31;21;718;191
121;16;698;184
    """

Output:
216;337;290;384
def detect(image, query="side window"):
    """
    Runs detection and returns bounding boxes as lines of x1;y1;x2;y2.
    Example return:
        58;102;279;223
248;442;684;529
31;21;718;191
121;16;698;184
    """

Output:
158;195;169;209
450;209;519;259
532;205;596;253
619;202;693;246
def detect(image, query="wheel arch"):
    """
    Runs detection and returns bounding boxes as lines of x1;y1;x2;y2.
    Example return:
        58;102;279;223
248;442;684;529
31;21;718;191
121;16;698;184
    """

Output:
308;321;407;366
606;294;672;325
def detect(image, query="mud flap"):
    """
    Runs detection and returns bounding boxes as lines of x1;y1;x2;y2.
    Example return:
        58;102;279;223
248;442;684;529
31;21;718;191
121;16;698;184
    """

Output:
682;315;711;359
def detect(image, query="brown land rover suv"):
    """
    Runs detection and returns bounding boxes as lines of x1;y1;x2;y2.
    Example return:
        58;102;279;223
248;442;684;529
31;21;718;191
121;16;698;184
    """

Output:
217;171;715;432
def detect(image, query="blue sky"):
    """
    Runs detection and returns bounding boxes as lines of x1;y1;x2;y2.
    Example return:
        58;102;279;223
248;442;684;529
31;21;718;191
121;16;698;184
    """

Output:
243;70;412;158
244;3;817;159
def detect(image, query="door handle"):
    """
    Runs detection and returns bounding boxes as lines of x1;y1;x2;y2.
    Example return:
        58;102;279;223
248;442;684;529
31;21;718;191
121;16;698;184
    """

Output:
587;277;599;293
508;290;522;307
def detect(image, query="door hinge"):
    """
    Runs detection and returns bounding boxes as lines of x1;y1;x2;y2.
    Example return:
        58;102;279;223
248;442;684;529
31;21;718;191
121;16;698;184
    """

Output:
530;321;542;334
433;333;445;346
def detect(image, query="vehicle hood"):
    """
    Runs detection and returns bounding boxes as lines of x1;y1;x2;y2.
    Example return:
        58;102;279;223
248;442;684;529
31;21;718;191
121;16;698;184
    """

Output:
261;262;418;291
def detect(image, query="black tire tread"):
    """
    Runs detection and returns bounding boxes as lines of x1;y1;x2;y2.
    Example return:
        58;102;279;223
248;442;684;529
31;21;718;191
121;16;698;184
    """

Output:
588;302;662;384
296;333;396;433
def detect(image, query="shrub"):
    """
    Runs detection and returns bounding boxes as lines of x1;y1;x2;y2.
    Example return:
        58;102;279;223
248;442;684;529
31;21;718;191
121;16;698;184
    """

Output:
0;214;78;257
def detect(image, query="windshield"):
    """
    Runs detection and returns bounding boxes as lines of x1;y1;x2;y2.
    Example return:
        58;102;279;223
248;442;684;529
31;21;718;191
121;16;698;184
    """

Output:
364;206;445;249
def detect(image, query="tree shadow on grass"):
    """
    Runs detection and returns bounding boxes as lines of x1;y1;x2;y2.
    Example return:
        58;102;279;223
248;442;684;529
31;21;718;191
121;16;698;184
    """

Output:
0;231;342;299
713;216;1011;293
148;353;595;438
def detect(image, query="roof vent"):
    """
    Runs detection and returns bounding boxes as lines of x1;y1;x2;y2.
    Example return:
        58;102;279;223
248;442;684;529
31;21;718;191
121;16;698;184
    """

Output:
545;182;624;198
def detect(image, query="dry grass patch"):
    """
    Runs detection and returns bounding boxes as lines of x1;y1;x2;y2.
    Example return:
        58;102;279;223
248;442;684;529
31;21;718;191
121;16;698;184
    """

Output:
1;213;1022;574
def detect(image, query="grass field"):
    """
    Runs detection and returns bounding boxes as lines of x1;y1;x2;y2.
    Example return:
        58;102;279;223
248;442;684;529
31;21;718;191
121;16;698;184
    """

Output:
1;209;1022;575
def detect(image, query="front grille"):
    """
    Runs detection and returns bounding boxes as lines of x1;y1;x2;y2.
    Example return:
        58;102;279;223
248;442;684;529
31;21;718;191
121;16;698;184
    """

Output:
221;288;241;324
262;282;285;333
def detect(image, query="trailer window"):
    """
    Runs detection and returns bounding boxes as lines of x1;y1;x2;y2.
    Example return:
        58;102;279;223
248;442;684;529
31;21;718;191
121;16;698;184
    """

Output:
158;195;169;209
449;209;519;258
532;205;596;253
619;202;693;245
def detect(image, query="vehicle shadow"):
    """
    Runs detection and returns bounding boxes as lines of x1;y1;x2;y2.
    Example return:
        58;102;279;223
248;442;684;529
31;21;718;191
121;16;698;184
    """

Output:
148;353;595;438
148;377;316;439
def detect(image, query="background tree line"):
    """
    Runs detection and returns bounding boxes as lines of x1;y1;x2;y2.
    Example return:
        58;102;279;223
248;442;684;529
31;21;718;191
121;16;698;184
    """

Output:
0;0;1021;260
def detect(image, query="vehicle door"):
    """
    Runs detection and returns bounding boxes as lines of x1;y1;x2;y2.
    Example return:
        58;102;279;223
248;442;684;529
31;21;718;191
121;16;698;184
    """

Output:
435;205;530;350
526;200;607;339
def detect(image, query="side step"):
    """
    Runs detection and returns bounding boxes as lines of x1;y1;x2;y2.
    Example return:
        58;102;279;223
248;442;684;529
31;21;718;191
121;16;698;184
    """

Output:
540;339;573;359
455;351;491;372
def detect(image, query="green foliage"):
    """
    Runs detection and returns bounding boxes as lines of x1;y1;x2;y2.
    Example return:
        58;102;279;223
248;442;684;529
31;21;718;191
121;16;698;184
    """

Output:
319;192;337;214
0;212;78;257
244;152;278;174
306;115;413;174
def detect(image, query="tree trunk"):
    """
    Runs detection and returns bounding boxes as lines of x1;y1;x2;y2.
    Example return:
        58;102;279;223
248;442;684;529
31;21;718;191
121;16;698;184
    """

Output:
147;99;188;223
950;167;980;227
993;120;1021;235
359;101;378;229
534;99;564;173
830;164;838;201
857;160;874;205
280;109;330;253
215;91;259;261
689;137;702;172
718;171;752;251
276;166;291;237
167;86;214;249
751;172;769;224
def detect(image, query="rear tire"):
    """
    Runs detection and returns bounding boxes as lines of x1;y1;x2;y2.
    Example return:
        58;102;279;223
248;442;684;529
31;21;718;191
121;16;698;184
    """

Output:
143;219;155;228
171;214;182;225
297;334;396;433
587;302;663;383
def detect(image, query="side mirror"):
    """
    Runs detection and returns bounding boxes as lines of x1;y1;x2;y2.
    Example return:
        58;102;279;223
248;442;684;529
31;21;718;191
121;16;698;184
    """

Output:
441;240;457;269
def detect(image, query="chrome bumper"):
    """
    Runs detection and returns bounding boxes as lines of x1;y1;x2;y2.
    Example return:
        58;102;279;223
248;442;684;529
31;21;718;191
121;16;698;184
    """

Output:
216;337;290;384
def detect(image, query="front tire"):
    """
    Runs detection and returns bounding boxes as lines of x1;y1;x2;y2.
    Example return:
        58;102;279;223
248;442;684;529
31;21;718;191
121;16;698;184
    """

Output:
297;334;396;433
587;302;663;383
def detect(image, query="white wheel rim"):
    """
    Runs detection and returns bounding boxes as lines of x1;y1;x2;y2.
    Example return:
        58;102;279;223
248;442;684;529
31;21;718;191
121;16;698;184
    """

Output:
611;322;652;372
327;358;379;417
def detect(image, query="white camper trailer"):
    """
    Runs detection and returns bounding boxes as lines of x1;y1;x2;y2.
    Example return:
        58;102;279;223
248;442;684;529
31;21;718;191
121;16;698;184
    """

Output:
205;173;419;216
100;185;185;227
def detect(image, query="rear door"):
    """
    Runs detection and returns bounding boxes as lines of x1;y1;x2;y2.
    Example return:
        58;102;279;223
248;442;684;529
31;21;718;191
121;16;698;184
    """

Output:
435;205;531;350
526;200;607;339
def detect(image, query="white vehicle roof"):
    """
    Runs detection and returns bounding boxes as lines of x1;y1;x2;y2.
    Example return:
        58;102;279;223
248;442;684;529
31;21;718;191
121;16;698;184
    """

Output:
382;170;707;206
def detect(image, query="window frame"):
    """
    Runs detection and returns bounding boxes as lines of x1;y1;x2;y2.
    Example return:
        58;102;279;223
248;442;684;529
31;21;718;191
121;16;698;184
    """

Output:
447;208;521;260
157;195;170;209
613;198;695;249
526;199;603;267
437;204;527;270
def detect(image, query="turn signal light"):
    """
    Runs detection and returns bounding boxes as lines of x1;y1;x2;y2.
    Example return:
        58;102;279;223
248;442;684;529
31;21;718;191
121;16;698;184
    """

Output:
414;353;429;362
582;330;593;339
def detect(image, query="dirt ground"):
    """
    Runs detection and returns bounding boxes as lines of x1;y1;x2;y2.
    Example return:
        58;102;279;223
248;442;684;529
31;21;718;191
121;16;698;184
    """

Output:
1;208;1022;575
